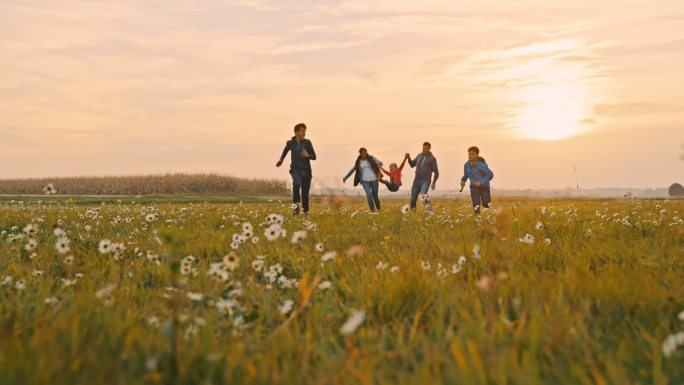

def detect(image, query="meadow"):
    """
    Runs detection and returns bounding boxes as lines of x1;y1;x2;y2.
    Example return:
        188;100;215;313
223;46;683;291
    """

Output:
0;173;287;196
0;196;682;385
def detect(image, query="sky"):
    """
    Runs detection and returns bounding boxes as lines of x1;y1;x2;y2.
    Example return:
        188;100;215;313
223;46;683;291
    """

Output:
1;0;683;190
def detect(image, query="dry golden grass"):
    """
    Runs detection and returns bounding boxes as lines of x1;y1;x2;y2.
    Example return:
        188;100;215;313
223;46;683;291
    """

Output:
0;173;287;196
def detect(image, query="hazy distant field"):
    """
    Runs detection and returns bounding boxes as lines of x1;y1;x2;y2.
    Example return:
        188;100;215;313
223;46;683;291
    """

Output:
1;197;682;385
0;173;287;196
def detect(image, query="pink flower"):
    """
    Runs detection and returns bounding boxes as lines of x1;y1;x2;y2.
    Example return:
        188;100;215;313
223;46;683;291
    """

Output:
345;245;364;257
476;275;493;291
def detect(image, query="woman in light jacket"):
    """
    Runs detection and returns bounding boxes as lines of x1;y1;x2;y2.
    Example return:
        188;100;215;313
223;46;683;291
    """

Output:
343;147;383;212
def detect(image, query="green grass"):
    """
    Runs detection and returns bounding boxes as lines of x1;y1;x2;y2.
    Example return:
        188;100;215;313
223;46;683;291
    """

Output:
0;197;682;384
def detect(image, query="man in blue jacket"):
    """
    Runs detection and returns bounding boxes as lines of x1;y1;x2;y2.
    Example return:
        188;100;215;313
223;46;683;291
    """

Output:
276;123;316;215
460;146;494;214
406;142;439;213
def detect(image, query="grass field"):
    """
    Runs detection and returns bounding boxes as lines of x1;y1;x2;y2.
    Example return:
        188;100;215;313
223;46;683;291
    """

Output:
0;173;287;196
0;196;682;384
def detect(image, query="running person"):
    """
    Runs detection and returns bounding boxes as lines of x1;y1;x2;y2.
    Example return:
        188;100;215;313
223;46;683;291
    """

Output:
460;146;494;214
378;154;408;192
276;123;317;215
342;147;384;212
407;142;439;213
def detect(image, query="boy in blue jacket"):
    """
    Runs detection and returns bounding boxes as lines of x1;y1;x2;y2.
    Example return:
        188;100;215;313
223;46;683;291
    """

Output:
460;146;494;214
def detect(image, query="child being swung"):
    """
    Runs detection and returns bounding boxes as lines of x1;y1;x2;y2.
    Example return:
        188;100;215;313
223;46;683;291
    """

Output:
378;154;408;192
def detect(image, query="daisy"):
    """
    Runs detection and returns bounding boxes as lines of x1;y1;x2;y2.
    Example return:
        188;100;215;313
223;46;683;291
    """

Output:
458;256;467;265
23;224;38;236
251;259;265;272
95;284;117;299
223;253;239;271
264;224;282;241
55;238;70;254
340;310;365;336
472;244;481;260
44;297;58;305
98;239;112;254
401;204;410;214
61;278;77;287
518;234;535;244
421;261;431;271
279;299;295;315
242;222;253;234
291;230;307;245
451;264;462;274
317;281;332;290
54;228;66;237
376;261;388;270
25;239;38;251
15;279;26;291
216;298;236;315
187;292;204;302
390;266;400;273
315;243;325;252
321;251;337;263
251;237;259;244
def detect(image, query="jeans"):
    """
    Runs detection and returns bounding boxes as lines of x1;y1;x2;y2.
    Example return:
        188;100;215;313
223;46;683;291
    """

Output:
290;169;312;212
380;179;400;192
360;180;380;211
470;184;491;213
410;179;431;209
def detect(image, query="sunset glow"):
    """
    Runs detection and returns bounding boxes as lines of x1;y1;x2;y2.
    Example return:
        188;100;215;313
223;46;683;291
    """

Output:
0;0;682;188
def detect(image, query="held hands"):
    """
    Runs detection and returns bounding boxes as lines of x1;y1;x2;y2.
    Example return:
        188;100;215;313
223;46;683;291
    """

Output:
404;152;410;159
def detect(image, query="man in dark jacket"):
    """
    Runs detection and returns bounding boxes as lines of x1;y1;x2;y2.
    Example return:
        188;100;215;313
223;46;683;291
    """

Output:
276;123;317;214
406;142;439;213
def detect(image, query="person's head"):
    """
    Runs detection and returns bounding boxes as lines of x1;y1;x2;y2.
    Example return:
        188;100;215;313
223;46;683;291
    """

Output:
389;163;398;172
358;147;369;159
294;123;307;140
422;142;431;154
468;146;480;162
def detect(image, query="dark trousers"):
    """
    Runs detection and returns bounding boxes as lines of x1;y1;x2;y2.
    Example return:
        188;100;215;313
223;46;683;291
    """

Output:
380;179;400;192
360;180;380;211
290;169;312;212
410;179;430;209
470;185;491;213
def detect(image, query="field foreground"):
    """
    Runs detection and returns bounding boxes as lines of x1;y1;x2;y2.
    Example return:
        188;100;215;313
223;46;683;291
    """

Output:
1;197;683;384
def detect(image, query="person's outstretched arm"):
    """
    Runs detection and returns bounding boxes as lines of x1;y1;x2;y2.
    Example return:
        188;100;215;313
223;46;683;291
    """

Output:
398;155;408;171
407;153;417;168
342;166;355;183
379;166;391;177
276;142;290;167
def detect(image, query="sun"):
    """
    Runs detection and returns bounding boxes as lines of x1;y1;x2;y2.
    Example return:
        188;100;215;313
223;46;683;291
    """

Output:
501;40;594;140
515;80;590;141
